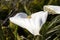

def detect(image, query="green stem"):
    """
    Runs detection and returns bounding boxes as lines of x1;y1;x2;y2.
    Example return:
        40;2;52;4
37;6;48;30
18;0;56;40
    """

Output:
24;5;31;15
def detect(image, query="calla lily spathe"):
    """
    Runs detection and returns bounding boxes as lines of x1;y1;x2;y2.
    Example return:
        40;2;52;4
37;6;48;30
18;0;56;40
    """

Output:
44;5;60;14
9;11;48;35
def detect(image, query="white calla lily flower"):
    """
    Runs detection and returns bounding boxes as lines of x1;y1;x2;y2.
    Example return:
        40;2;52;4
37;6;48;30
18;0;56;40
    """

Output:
9;11;48;35
44;5;60;14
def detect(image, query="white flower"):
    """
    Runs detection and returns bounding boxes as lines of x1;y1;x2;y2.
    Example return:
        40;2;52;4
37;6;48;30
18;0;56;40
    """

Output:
9;11;48;35
44;5;60;14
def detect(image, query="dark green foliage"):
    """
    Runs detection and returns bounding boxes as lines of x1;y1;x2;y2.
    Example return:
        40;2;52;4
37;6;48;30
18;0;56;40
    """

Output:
40;15;60;40
0;9;9;20
0;25;5;40
0;0;60;40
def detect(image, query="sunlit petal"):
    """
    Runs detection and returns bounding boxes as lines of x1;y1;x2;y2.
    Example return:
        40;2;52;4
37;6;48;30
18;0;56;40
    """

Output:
44;5;60;14
31;11;48;27
9;11;48;35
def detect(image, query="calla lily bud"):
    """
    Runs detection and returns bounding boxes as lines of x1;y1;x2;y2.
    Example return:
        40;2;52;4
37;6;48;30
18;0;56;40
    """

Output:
44;5;60;14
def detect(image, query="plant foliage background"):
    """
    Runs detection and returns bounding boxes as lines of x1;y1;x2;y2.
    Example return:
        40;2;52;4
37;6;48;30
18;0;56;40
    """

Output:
0;0;60;40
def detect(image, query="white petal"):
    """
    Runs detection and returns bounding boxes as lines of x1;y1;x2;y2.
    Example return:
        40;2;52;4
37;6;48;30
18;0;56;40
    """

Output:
9;13;34;35
9;12;48;36
9;12;28;28
14;12;28;18
30;11;48;35
31;11;48;27
44;5;60;14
